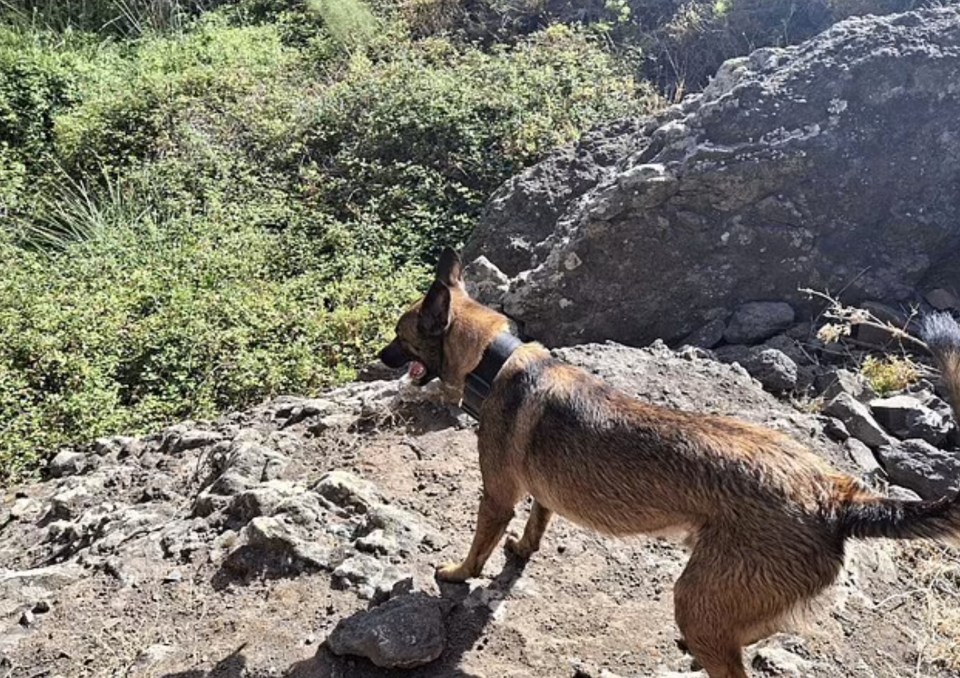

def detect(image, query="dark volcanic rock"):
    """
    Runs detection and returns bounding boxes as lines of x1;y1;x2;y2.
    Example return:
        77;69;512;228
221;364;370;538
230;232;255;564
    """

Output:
468;8;960;346
325;593;452;668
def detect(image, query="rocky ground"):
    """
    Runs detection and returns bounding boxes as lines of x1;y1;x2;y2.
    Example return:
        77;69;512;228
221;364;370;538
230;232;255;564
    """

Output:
2;336;959;678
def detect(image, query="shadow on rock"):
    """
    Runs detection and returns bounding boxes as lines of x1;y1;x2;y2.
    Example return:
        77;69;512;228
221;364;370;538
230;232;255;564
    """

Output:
286;556;528;678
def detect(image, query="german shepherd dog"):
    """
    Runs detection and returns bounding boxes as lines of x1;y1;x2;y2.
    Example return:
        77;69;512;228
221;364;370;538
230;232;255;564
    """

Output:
379;248;960;678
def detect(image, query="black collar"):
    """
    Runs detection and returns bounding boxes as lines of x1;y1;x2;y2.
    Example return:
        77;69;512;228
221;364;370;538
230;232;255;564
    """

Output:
460;332;523;420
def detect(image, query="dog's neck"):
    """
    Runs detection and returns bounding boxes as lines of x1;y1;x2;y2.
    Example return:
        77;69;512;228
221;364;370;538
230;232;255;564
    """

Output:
460;331;523;420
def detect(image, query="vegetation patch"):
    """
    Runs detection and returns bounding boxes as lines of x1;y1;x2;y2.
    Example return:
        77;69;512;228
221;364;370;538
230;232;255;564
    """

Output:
0;2;650;480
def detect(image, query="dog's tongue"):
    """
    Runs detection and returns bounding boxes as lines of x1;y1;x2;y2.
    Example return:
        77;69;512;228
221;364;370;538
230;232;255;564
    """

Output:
408;361;427;380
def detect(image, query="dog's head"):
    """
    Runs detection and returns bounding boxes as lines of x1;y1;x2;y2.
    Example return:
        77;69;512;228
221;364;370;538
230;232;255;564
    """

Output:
379;248;509;398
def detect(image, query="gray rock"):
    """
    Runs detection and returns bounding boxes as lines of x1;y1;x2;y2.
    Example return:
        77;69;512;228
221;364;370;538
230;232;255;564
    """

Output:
815;368;875;403
241;516;334;572
845;438;881;481
314;471;381;513
130;643;177;671
712;344;751;367
724;303;796;345
870;395;951;445
165;429;223;455
333;554;385;599
876;439;960;499
47;485;94;521
741;348;798;393
465;117;651;278
925;287;960;311
326;593;452;669
680;318;727;349
762;334;808;366
823;394;894;450
751;645;812;676
887;485;922;502
226;482;300;524
861;301;909;328
355;528;399;556
469;8;960;346
464;255;511;303
47;450;88;478
821;417;849;442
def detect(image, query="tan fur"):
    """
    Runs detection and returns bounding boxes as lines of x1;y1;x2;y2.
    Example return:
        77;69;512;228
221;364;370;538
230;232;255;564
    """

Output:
379;251;960;678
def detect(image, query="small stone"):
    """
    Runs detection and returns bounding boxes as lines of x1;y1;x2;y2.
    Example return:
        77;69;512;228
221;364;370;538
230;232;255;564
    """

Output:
326;593;452;669
815;368;875;403
132;643;176;670
333;554;385;599
314;471;381;513
226;483;296;524
845;438;881;480
32;600;51;614
870;395;950;446
751;645;811;675
48;450;88;478
821;417;849;442
861;301;909;327
464;255;510;301
166;429;224;455
681;318;727;349
355;529;399;556
925;288;959;311
742;348;798;393
163;569;183;584
19;609;35;627
824;394;894;449
876;440;960;499
723;302;795;345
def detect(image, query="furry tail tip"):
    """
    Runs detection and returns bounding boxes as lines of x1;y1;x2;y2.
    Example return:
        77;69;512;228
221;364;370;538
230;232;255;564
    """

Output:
841;493;960;544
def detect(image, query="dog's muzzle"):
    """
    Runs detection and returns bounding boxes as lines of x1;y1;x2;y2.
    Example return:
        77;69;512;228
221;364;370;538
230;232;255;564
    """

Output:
379;340;410;369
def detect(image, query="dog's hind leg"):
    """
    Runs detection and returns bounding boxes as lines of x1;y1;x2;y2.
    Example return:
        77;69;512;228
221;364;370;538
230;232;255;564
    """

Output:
437;477;521;582
505;499;553;560
673;527;843;678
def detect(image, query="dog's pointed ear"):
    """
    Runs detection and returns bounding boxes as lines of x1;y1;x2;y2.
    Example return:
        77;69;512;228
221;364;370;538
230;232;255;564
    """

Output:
418;279;452;336
436;247;463;288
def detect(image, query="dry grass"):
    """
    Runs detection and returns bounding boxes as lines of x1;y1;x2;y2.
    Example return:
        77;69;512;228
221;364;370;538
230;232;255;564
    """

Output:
897;542;960;674
860;355;923;396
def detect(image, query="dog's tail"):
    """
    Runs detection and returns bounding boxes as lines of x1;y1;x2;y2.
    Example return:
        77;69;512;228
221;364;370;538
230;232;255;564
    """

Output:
838;311;960;544
839;492;960;543
922;311;960;426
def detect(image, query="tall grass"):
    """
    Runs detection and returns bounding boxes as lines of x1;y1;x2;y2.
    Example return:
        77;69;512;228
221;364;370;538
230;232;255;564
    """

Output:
307;0;378;49
0;0;224;35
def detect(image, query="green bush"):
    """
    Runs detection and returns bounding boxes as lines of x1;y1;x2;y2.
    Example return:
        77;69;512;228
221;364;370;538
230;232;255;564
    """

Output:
0;7;658;480
0;30;85;172
305;25;652;262
0;205;426;479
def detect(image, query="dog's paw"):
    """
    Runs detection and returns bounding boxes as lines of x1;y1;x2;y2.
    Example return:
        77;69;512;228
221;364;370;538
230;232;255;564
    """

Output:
435;562;472;583
504;536;535;560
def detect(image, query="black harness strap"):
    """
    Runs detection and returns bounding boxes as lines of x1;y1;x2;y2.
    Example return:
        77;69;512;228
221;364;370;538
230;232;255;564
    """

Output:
460;332;523;420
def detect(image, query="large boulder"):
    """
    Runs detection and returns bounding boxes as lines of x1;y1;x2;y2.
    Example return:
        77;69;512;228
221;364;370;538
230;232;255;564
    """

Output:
466;8;960;346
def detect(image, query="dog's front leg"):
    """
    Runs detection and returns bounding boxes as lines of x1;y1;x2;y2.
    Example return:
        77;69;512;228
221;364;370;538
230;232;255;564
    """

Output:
437;488;517;582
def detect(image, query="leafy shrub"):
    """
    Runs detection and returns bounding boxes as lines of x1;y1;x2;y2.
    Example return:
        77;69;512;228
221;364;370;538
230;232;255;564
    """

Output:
304;25;653;262
0;8;657;480
53;19;298;174
0;204;426;480
0;29;85;172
